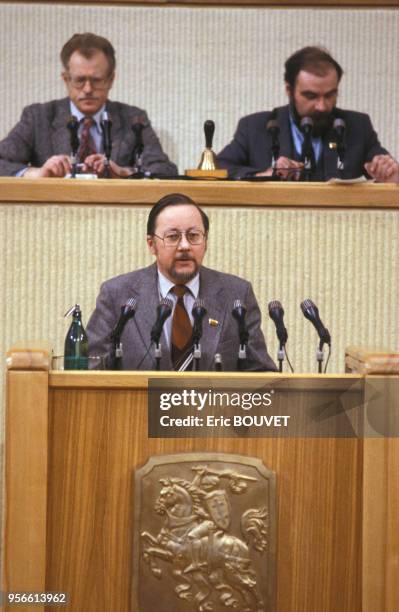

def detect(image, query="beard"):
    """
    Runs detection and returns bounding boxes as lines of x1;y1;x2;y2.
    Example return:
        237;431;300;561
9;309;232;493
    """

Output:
290;100;334;137
168;254;200;283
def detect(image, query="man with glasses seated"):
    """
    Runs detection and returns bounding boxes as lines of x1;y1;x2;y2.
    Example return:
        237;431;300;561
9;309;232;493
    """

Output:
0;32;177;178
87;193;276;372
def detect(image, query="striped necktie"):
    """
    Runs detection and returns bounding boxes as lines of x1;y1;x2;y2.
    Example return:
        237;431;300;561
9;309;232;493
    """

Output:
78;117;97;163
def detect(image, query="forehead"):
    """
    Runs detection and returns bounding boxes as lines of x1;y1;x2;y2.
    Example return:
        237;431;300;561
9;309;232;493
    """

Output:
155;204;204;231
295;68;339;93
67;50;110;74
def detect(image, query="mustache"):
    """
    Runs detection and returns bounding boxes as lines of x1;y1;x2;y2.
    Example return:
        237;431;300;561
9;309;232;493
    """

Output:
175;255;195;261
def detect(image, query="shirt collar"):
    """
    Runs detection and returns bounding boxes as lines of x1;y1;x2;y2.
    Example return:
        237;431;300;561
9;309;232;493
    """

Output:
157;269;200;299
69;101;105;131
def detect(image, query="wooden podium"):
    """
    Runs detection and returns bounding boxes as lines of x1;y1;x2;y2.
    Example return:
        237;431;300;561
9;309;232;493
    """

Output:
3;346;399;612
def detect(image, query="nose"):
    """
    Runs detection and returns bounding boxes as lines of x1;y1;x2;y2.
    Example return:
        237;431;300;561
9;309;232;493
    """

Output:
82;78;94;94
178;233;190;249
315;97;327;112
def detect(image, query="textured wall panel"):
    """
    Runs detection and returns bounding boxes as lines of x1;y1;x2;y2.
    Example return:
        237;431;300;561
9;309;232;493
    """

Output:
1;205;398;374
0;5;398;172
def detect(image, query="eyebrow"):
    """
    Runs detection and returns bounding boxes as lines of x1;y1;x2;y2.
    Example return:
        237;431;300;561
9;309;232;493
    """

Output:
300;88;338;96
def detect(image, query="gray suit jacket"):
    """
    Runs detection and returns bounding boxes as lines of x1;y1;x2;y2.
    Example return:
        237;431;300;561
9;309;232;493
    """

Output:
86;263;277;372
0;97;177;176
217;105;388;180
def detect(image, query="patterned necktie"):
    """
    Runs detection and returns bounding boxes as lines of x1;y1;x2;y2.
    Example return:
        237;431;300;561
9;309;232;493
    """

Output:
78;117;96;163
171;285;193;369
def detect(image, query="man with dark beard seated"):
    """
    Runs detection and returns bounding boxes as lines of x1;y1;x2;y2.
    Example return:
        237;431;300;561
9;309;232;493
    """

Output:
217;46;396;181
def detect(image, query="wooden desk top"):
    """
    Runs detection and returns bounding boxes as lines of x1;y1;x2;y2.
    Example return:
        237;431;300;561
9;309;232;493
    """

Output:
1;177;399;209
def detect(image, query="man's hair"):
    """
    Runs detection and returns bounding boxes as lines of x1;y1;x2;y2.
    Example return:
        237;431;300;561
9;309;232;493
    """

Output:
284;46;343;89
60;33;116;75
147;193;210;235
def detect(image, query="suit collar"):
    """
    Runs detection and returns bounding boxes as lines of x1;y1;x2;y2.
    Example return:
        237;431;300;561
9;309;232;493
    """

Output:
51;98;71;154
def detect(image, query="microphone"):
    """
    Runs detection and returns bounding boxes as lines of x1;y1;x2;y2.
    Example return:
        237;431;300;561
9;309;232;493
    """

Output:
333;117;346;170
232;300;249;346
267;110;280;170
150;298;173;344
110;298;137;341
300;116;314;137
101;111;113;160
67;115;79;156
300;299;331;348
192;299;207;344
268;300;288;347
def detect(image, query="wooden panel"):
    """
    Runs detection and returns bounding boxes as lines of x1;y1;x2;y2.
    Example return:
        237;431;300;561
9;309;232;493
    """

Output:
362;377;399;612
45;383;362;611
3;371;48;612
8;1;399;7
1;178;399;209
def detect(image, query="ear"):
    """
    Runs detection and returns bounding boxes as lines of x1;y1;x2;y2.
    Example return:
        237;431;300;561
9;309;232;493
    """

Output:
147;235;156;256
108;71;115;90
285;81;292;98
61;71;68;86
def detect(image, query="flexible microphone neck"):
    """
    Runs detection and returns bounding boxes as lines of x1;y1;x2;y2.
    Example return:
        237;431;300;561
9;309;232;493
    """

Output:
192;299;207;344
151;298;173;344
300;298;331;348
232;299;249;346
110;297;137;342
268;300;288;347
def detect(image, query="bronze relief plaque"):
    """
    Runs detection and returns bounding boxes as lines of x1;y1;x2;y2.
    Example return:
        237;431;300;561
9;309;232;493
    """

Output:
133;453;276;611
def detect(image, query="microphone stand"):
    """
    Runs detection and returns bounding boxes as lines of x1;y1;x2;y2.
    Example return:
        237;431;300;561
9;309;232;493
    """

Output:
301;138;313;182
192;342;202;371
111;338;123;370
214;353;223;371
154;342;162;371
277;342;286;373
237;343;247;371
131;122;145;178
316;340;325;374
67;117;79;179
192;300;207;371
101;113;112;178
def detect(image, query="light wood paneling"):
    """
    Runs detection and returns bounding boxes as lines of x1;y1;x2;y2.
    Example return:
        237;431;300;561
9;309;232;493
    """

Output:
1;178;399;208
3;371;48;607
45;380;362;611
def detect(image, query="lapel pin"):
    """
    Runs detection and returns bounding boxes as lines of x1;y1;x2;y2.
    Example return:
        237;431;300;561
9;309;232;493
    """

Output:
208;318;219;327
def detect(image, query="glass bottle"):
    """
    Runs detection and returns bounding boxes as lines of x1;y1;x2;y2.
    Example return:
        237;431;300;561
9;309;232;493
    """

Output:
64;304;89;370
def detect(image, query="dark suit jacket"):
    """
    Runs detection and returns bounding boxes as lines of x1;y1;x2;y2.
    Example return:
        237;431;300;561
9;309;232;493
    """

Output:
0;97;177;176
217;105;388;180
86;263;277;372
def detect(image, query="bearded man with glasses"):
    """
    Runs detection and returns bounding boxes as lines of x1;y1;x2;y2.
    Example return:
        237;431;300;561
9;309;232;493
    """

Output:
0;32;177;178
87;193;277;372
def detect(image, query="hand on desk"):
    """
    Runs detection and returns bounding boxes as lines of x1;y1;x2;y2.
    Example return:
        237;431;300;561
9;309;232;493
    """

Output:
256;156;304;180
83;154;133;178
365;154;399;183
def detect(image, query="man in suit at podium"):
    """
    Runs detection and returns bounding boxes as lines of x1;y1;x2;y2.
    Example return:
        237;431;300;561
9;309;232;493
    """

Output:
0;32;177;178
87;193;276;372
217;46;393;181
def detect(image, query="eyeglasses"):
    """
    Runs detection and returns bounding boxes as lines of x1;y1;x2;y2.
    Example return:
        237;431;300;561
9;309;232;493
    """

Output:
66;74;112;90
153;230;206;247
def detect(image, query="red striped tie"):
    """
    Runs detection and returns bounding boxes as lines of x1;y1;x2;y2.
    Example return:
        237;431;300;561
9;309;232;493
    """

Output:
78;117;97;163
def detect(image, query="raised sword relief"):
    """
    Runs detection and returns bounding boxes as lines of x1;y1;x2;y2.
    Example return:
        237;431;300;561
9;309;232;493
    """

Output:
134;454;276;612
